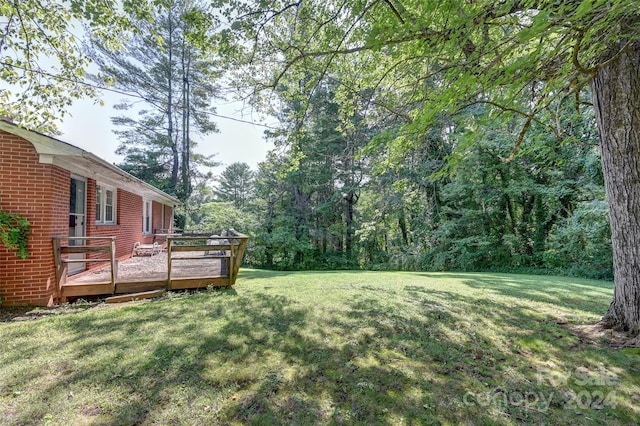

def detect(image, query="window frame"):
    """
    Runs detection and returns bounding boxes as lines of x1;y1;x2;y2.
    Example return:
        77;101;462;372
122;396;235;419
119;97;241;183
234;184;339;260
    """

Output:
95;183;117;225
142;199;152;235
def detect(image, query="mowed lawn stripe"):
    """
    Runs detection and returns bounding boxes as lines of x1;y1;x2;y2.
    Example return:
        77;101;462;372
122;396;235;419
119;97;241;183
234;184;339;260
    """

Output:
1;270;637;425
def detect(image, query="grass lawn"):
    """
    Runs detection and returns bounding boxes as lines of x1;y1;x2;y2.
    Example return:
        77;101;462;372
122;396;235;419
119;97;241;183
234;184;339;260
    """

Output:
1;270;639;425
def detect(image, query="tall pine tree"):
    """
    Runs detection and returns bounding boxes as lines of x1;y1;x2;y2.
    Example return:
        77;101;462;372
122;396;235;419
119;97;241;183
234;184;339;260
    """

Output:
88;0;220;200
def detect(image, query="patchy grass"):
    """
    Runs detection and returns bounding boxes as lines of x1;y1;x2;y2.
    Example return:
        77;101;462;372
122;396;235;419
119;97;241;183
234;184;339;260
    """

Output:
1;270;639;425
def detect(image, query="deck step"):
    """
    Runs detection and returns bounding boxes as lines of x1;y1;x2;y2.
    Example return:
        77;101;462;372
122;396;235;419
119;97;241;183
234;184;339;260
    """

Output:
61;282;114;297
105;290;165;304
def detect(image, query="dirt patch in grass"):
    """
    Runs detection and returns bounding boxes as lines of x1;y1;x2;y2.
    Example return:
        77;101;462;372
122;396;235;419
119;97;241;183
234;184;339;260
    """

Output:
0;306;33;323
562;322;640;348
0;299;167;323
0;305;89;323
0;296;158;323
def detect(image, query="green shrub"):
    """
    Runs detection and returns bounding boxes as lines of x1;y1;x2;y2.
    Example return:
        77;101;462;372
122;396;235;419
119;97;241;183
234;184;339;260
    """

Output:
543;200;612;279
0;210;31;259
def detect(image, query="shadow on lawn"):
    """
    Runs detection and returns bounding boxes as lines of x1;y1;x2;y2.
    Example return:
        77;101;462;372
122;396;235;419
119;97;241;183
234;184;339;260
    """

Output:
238;268;366;281
415;272;613;316
5;282;639;425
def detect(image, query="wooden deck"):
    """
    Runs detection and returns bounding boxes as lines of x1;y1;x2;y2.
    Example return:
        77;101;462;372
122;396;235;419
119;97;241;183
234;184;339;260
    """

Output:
52;231;248;303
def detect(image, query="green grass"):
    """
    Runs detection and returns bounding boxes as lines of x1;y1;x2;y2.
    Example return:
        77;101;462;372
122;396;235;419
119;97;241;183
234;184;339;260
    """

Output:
1;270;638;425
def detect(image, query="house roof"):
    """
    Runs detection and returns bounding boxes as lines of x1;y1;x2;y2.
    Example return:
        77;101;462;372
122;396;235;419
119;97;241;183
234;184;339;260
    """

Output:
0;120;182;206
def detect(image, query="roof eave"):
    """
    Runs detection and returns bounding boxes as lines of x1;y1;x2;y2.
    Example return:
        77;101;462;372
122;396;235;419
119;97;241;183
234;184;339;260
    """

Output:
0;120;182;206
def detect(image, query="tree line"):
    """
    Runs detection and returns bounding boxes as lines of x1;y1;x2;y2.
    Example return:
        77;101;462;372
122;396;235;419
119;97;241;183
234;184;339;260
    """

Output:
192;83;611;280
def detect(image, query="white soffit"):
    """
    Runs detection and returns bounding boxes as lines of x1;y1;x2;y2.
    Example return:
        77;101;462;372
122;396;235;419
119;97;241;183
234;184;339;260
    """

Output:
1;120;181;206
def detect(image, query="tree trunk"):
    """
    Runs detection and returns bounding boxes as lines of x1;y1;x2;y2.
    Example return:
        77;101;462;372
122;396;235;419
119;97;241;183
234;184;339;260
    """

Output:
591;40;640;336
265;200;274;267
168;13;180;194
398;209;409;246
344;192;356;258
293;186;308;265
181;41;192;199
519;194;535;258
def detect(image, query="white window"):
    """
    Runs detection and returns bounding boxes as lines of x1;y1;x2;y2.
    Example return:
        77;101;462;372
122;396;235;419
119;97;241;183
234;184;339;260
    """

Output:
143;199;152;234
96;184;117;224
95;186;102;222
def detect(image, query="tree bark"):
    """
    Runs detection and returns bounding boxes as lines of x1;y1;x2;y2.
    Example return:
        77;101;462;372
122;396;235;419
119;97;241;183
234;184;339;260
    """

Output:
293;185;309;265
344;192;356;257
265;200;274;267
167;6;178;192
591;40;640;336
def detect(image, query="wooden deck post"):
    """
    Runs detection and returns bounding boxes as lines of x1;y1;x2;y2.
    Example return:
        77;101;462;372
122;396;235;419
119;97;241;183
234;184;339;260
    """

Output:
109;237;116;294
228;230;248;285
167;237;173;285
52;236;118;303
52;238;66;302
166;231;248;289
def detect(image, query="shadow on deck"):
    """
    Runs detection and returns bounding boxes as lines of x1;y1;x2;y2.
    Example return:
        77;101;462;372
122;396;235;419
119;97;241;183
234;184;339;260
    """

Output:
52;232;248;303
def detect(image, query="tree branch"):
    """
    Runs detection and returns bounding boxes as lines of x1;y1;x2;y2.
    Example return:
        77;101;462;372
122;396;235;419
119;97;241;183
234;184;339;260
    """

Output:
572;30;597;76
504;114;532;163
382;0;405;24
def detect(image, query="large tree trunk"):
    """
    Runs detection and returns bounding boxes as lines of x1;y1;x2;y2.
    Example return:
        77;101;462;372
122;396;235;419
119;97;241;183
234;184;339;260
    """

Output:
344;192;357;257
591;40;640;336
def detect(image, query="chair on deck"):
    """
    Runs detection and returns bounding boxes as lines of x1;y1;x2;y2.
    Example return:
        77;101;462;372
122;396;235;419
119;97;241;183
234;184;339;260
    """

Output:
132;241;159;257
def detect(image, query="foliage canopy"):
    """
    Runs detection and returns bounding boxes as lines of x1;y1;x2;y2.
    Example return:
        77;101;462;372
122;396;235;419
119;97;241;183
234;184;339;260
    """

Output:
0;0;160;132
222;0;638;160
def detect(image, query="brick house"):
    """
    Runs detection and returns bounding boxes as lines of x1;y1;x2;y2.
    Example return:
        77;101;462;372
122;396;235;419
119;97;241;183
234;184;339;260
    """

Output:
0;120;181;306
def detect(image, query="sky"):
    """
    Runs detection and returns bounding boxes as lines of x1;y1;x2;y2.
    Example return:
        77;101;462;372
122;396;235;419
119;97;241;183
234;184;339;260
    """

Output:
4;10;276;177
57;90;274;176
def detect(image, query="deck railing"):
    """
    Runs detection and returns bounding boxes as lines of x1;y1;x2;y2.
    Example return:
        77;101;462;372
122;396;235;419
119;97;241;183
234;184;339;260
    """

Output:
52;230;249;301
167;230;249;289
52;236;117;302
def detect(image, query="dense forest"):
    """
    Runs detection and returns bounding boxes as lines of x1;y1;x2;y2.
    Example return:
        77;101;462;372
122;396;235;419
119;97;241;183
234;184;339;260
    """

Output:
54;1;613;280
186;84;612;279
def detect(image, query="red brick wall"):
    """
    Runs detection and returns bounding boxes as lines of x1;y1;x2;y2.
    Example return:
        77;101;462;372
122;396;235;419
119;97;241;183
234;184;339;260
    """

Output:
76;182;177;270
86;178;97;233
0;131;175;305
0;130;69;306
88;186;147;258
163;203;174;231
87;187;174;258
152;201;163;232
